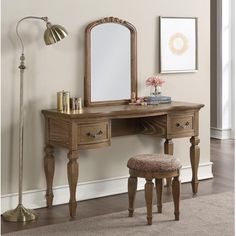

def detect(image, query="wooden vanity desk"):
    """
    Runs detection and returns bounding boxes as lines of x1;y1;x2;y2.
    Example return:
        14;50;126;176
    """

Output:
42;101;204;217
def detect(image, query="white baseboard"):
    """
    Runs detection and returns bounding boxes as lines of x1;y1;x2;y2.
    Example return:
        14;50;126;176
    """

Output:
211;127;232;139
1;162;213;214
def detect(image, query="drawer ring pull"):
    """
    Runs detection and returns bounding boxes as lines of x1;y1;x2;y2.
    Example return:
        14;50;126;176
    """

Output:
176;121;190;129
87;130;103;138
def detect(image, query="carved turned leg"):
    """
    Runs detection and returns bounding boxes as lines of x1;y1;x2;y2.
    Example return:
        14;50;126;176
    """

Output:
155;178;163;213
172;176;181;220
44;144;55;208
164;139;174;187
190;136;200;194
145;179;154;225
128;176;137;217
67;150;79;218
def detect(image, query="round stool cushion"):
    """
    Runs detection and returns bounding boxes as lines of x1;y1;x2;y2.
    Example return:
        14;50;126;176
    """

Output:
127;154;182;172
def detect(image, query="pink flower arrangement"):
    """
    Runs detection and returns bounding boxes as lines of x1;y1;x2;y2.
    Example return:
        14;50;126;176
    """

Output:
146;76;165;96
146;76;165;88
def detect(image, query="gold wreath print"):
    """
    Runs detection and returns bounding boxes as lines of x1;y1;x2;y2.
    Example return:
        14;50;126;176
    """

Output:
169;33;188;55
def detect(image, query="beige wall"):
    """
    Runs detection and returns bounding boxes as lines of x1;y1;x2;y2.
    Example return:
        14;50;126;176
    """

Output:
1;0;210;195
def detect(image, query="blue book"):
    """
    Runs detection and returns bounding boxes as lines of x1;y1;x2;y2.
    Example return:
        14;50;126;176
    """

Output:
144;96;171;102
147;100;171;105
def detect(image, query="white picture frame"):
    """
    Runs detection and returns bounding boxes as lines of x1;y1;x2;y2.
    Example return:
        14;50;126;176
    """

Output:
159;17;198;73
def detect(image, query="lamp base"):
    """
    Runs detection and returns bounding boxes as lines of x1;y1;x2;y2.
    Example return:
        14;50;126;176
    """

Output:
2;204;38;222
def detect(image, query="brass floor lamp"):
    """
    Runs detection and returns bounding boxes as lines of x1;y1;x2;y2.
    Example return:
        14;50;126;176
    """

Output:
2;16;68;222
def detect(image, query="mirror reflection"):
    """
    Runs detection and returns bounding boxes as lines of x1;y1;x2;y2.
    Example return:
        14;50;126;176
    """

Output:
91;23;131;102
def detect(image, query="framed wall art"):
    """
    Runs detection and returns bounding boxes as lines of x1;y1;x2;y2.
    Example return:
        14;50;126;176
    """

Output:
159;17;198;73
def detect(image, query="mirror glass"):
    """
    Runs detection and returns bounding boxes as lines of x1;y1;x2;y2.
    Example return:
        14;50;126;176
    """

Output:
91;23;131;102
85;17;137;107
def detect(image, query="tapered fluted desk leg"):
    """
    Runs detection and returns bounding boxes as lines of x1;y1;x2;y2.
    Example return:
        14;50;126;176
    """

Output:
67;150;79;217
44;144;55;208
164;139;173;187
190;136;200;194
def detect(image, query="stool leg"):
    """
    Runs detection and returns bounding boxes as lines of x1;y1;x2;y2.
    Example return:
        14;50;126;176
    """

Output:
145;179;153;225
155;178;163;213
128;176;137;217
166;178;172;189
172;176;181;221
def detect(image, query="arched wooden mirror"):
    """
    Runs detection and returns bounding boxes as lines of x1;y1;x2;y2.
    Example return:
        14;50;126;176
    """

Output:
84;17;137;107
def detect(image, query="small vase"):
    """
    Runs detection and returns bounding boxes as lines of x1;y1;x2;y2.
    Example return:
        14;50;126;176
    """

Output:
151;86;162;97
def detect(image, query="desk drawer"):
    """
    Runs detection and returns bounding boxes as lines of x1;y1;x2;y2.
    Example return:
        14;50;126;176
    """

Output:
168;114;194;137
78;121;111;149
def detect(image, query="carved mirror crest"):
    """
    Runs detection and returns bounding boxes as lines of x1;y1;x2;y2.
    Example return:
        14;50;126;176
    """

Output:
84;17;137;107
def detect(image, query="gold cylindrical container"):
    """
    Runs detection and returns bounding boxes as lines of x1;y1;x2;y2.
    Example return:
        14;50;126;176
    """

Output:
70;97;82;111
57;91;63;111
70;98;76;110
75;97;82;110
63;91;70;113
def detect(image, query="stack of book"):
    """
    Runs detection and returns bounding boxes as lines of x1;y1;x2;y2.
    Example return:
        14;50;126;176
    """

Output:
144;96;171;105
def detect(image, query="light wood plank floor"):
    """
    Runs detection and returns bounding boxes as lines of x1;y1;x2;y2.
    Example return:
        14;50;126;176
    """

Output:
1;139;234;234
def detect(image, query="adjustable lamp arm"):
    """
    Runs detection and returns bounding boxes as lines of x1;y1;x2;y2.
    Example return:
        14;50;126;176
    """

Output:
16;16;49;55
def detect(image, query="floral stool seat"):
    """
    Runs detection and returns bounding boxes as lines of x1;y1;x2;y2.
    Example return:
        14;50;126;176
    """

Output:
127;153;182;225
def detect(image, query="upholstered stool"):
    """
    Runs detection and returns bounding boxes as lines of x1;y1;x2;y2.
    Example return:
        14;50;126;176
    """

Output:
127;153;182;225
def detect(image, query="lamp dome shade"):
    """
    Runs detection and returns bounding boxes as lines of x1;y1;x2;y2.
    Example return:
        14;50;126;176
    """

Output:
44;24;68;45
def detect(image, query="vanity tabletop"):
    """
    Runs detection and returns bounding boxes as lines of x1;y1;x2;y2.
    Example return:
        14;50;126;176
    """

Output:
42;101;204;119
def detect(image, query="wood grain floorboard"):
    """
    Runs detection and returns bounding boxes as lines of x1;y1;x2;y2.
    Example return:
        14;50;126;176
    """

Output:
1;138;234;234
